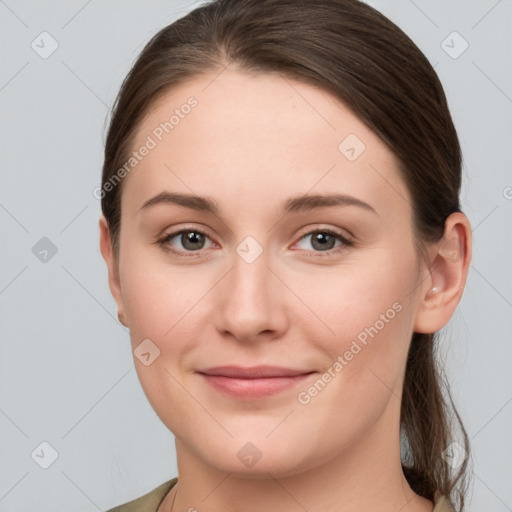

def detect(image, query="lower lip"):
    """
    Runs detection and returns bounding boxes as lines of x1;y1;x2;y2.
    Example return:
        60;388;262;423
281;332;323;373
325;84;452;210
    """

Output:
199;373;314;399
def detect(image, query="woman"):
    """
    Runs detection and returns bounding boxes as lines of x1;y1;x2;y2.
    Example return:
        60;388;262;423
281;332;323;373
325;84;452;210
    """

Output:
99;0;472;510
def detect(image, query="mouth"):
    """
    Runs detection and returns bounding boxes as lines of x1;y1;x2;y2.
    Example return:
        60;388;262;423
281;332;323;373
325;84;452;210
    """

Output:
196;366;316;399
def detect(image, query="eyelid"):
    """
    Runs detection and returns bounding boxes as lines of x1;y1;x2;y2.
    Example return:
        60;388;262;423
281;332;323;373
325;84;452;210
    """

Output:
294;223;354;243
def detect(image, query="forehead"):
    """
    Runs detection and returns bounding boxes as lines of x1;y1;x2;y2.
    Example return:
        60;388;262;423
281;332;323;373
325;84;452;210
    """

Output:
123;68;410;221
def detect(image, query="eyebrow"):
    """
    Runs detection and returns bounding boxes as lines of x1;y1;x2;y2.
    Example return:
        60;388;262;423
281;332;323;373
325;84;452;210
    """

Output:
140;191;377;215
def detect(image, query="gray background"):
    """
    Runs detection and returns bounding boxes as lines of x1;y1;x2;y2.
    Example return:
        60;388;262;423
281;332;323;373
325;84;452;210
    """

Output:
0;0;511;511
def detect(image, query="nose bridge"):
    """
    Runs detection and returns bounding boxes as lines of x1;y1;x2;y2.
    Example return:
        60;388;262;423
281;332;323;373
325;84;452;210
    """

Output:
231;234;274;313
214;233;286;340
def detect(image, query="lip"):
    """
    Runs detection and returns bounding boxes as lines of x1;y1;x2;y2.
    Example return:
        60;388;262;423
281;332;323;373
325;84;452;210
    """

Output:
197;366;315;399
198;365;312;378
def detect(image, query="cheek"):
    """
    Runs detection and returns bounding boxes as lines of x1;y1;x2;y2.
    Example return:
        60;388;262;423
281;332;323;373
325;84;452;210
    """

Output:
291;271;414;450
291;252;417;400
119;249;211;423
293;253;415;345
119;244;209;341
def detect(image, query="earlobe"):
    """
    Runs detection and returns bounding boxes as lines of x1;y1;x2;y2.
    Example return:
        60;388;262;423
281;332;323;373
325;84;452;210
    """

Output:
99;216;128;328
413;212;472;334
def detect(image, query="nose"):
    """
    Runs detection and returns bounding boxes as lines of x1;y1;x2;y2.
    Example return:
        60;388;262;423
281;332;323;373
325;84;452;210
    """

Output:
213;239;289;344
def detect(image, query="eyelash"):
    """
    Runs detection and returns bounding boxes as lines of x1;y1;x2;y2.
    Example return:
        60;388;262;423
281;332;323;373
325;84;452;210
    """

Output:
156;226;354;259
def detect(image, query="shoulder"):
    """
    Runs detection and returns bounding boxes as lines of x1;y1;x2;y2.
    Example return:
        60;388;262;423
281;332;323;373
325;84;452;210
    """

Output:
433;494;456;512
105;477;178;512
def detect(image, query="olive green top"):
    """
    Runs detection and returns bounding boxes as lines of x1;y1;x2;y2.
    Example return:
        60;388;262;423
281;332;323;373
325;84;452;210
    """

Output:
105;478;178;512
104;477;456;512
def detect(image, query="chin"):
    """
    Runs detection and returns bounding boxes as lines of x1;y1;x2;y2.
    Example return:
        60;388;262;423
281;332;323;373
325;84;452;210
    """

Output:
196;437;315;479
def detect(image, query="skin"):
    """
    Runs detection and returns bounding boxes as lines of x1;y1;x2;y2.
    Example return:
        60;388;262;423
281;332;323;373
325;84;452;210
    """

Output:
99;68;471;512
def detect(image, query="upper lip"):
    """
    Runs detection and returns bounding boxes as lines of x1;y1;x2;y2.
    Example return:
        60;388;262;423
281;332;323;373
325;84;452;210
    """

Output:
197;366;314;378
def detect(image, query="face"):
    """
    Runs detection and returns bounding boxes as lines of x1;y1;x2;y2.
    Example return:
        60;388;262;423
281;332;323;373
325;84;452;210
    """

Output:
105;68;432;477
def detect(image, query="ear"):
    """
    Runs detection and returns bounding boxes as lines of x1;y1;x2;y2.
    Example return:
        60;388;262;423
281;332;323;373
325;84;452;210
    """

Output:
413;212;472;334
99;215;128;327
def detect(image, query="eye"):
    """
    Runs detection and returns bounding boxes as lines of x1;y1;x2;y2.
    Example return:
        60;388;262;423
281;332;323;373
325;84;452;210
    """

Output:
157;228;214;257
157;226;354;258
294;228;353;256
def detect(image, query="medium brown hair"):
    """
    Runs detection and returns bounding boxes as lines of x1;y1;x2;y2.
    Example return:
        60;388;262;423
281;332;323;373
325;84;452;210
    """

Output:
101;0;470;508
